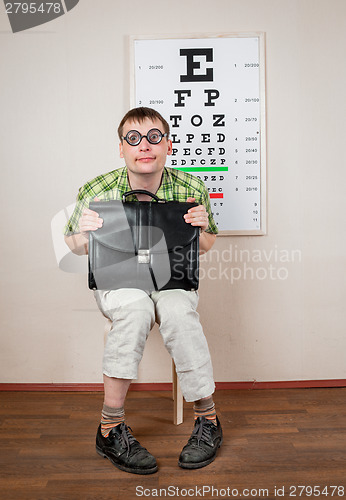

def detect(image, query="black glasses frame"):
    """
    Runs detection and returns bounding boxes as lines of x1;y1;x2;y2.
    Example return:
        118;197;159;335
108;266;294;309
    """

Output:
121;128;168;146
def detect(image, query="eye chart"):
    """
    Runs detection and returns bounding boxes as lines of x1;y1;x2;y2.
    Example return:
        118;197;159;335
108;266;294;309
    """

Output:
131;34;266;234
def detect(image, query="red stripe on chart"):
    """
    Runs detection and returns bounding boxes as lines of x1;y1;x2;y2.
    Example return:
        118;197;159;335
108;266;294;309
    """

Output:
209;193;224;199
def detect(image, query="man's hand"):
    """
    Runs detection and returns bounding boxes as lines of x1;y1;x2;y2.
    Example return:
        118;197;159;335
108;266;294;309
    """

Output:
78;197;103;239
64;197;103;256
184;197;209;232
184;197;216;254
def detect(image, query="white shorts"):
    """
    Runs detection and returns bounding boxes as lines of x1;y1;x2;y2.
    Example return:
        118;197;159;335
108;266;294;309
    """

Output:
94;288;215;402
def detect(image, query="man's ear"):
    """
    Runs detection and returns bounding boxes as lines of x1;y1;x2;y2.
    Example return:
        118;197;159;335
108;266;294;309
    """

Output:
167;139;173;156
119;142;124;158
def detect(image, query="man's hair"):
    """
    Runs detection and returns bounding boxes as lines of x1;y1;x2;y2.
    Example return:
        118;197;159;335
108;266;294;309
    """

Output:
117;107;170;141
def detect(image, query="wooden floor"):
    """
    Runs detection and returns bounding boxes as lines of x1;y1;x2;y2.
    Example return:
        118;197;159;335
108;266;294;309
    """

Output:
0;388;345;500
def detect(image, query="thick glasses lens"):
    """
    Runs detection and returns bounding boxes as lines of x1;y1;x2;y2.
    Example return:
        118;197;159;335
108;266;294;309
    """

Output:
147;129;163;144
126;130;141;145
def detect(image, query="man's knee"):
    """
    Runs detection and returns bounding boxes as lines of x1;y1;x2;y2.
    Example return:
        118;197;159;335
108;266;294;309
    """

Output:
154;290;199;329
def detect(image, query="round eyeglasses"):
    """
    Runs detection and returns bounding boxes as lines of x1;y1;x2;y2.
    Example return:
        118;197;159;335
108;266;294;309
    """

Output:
121;128;168;146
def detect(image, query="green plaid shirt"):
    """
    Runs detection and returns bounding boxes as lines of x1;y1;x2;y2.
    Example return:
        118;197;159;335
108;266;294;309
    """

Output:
64;166;218;235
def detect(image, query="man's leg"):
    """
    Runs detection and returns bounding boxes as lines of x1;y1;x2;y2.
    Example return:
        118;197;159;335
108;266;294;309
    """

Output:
94;289;158;475
152;289;222;469
152;289;215;400
103;375;132;408
100;375;131;437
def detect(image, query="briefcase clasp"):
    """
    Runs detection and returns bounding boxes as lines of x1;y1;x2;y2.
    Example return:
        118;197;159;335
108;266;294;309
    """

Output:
138;249;150;264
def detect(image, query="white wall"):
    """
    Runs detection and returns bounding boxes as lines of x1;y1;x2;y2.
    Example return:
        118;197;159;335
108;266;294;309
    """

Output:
1;0;345;384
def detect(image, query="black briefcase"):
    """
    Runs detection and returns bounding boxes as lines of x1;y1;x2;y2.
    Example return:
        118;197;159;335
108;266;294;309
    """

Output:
88;190;199;291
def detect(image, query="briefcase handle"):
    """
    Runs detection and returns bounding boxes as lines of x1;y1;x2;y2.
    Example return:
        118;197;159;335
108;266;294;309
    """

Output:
122;189;164;202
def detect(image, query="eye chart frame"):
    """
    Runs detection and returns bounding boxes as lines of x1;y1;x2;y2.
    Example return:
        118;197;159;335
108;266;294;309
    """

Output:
130;33;267;235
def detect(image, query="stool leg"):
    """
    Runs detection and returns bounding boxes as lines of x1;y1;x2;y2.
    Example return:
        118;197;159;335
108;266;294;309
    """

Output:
172;360;183;425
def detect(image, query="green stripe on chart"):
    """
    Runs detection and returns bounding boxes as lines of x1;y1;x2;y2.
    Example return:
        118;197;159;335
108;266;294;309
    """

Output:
177;167;229;172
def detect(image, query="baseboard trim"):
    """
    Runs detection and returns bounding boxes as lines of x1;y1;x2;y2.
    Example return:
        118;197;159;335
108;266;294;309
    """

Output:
0;380;345;392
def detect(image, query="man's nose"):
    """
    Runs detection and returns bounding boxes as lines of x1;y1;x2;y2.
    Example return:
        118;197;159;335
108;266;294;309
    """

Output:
139;137;151;150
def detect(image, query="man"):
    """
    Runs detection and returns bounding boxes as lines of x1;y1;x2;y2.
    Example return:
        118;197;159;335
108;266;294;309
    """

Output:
64;107;222;475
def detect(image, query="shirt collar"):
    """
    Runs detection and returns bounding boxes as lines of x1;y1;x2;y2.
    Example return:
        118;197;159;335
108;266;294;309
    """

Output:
118;167;135;201
156;167;174;201
122;166;173;201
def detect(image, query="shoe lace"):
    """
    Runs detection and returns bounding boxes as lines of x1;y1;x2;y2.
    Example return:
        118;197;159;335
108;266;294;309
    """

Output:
118;422;137;457
192;417;212;446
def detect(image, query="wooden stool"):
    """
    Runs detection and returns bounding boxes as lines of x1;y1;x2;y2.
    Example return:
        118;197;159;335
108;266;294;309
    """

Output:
104;319;183;425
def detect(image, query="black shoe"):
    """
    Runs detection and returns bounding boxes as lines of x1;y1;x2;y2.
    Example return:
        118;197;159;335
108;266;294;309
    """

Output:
96;423;158;475
178;416;223;469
